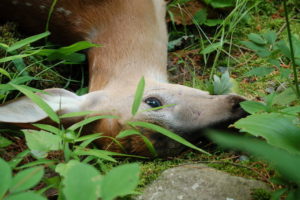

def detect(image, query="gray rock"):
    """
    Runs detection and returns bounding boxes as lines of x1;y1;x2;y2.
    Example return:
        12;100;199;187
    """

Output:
137;164;269;200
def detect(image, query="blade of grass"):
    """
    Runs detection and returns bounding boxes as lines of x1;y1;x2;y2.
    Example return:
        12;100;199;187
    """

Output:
131;77;145;116
128;121;211;155
283;0;300;98
7;32;50;52
10;84;60;124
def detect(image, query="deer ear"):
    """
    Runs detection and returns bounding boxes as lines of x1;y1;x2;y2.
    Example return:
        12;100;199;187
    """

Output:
0;88;85;123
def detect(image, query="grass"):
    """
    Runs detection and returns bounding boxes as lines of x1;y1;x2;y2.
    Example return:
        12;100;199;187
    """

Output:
0;0;299;199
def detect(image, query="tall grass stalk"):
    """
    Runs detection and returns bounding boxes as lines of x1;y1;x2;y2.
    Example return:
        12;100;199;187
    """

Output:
283;0;300;98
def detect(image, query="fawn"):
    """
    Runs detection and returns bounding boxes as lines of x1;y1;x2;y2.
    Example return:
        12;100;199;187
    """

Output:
0;0;246;156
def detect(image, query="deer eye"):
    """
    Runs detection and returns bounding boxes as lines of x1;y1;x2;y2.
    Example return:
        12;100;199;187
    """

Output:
145;97;162;108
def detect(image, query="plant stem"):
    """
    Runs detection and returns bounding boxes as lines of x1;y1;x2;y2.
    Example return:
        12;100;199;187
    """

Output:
283;0;300;98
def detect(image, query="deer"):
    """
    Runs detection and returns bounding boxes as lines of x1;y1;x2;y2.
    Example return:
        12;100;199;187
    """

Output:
0;0;247;157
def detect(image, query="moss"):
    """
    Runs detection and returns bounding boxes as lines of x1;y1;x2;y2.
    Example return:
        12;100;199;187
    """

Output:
251;188;272;200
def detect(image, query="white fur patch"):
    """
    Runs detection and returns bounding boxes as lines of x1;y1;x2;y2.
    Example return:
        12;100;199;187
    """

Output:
57;7;72;16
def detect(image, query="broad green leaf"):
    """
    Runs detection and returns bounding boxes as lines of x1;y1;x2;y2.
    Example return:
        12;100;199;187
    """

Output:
23;130;62;158
262;31;277;45
74;148;117;162
131;77;145;116
5;191;46;200
271;188;288;200
10;166;44;193
273;88;297;106
68;115;117;131
7;32;50;52
234;113;300;154
101;163;140;200
129;121;210;155
10;84;60;123
193;9;207;25
61;160;102;200
0;68;11;79
240;101;267;114
60;111;93;119
241;41;266;52
276;40;291;58
280;105;300;115
244;67;275;77
200;42;223;55
0;158;12;198
0;136;12;148
248;33;267;45
204;19;223;26
209;132;300;184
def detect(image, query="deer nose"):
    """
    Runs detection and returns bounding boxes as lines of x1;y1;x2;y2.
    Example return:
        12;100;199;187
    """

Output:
227;95;247;114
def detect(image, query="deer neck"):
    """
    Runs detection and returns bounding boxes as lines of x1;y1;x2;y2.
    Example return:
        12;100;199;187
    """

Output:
85;0;169;91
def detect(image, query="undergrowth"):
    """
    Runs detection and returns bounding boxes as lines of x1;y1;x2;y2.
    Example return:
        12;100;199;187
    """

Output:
0;0;300;200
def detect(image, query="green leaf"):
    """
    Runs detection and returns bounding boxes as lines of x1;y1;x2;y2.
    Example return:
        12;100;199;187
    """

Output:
10;84;60;123
61;160;102;200
0;136;13;148
193;9;207;25
23;130;62;158
209;0;235;8
47;41;99;61
116;130;141;139
68;115;117;131
273;88;298;105
8;150;30;169
101;163;140;200
248;33;267;45
244;67;275;77
0;68;11;80
234;113;300;154
209;132;300;184
7;32;50;52
131;77;145;116
200;42;223;55
0;54;32;63
74;148;117;162
10;166;44;193
0;43;9;50
276;40;291;58
129;121;210;155
204;19;223;26
75;133;102;142
240;101;267;114
280;105;300;115
213;71;233;95
262;31;277;45
5;191;46;200
60;111;93;119
0;158;12;198
32;124;61;135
